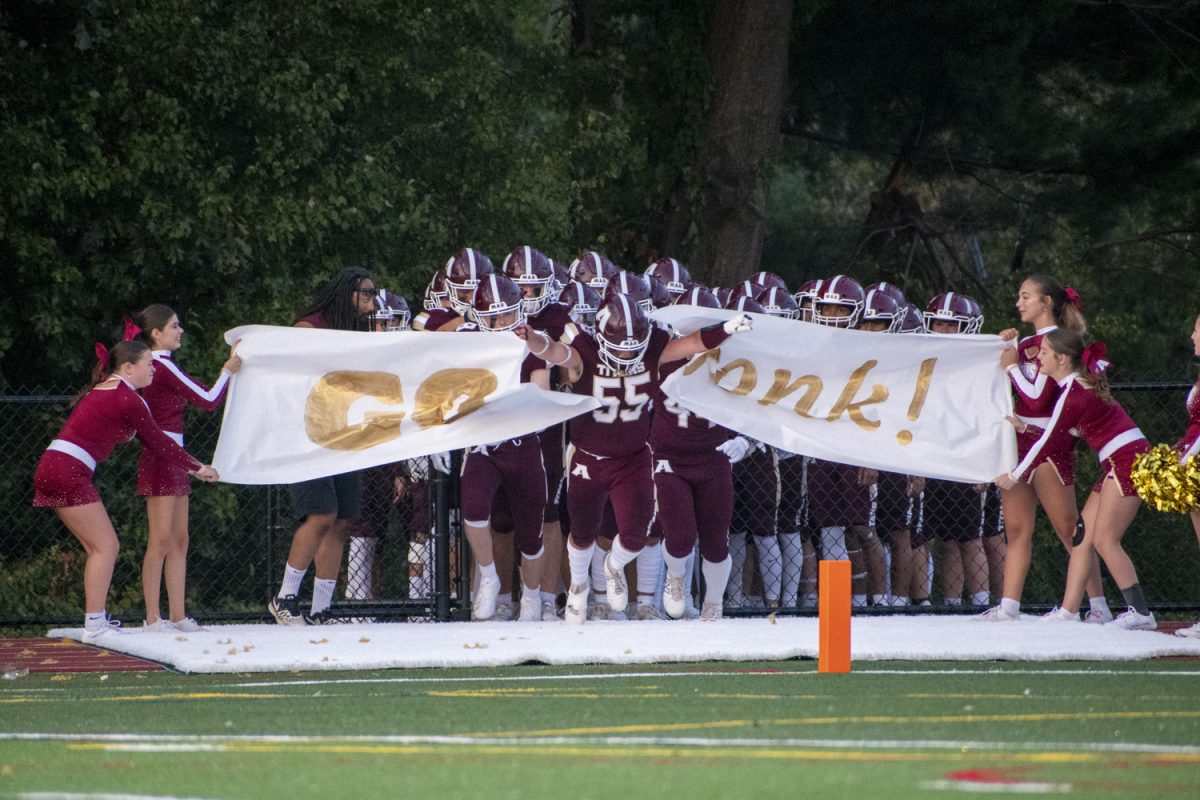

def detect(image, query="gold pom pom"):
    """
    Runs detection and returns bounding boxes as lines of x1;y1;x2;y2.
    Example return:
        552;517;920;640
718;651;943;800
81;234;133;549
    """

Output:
1132;444;1200;514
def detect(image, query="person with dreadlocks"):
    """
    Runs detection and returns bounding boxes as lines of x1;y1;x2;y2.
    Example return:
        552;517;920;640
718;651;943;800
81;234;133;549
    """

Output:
269;267;379;625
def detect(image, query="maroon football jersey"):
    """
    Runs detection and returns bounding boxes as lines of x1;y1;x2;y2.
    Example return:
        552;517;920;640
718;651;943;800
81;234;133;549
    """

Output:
650;358;731;455
527;301;577;342
412;308;463;332
565;327;670;458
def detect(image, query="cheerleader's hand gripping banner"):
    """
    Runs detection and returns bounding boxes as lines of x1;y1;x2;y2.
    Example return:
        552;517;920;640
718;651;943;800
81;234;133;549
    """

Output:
212;325;599;485
653;306;1016;483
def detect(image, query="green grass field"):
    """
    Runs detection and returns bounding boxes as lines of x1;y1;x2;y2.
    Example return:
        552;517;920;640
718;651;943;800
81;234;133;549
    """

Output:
2;660;1199;799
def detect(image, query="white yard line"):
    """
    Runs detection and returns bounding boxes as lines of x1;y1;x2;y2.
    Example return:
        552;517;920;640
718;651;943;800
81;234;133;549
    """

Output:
4;730;1198;755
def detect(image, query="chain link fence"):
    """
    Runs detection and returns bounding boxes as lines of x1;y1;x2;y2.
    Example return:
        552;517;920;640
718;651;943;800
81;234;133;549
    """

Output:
2;380;1197;631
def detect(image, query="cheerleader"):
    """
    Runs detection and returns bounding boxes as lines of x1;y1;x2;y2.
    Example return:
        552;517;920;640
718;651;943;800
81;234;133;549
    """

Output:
132;305;241;632
1174;314;1200;639
33;340;219;640
996;329;1155;629
980;276;1108;622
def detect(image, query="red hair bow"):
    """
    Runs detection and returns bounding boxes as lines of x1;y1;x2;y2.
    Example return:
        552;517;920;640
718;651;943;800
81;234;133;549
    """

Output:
1081;341;1109;376
122;316;142;341
1063;286;1082;309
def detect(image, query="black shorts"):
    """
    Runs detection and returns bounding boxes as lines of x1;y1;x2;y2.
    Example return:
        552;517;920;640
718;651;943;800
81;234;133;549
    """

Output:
288;471;362;521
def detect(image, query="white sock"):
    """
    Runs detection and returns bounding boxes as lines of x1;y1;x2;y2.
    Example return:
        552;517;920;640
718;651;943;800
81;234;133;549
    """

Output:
479;561;499;582
754;536;783;604
727;533;747;599
683;546;698;609
820;526;847;560
589;545;607;592
1000;597;1020;616
971;591;990;606
608;535;640;570
636;542;663;598
565;541;593;588
779;532;803;607
279;564;306;598
85;611;106;628
408;541;432;598
701;556;733;606
347;537;376;600
663;548;688;578
1089;595;1111;615
311;578;336;614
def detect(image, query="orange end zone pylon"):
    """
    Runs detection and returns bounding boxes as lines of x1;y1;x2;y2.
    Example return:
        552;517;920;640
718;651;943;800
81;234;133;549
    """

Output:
818;559;851;673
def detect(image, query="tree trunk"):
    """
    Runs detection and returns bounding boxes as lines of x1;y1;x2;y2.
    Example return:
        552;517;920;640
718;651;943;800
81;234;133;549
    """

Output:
691;0;793;288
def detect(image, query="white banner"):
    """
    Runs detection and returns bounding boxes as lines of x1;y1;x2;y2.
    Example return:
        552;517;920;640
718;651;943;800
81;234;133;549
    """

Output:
653;306;1016;483
212;325;599;485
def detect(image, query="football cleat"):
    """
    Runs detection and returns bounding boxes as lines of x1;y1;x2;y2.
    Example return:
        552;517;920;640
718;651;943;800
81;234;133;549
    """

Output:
517;590;541;622
541;597;560;622
663;573;687;619
268;594;308;626
471;574;502;621
564;583;588;625
635;603;669;621
699;602;723;621
602;552;629;612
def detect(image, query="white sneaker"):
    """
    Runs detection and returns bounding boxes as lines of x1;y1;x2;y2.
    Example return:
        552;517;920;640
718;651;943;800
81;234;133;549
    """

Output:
1043;606;1080;622
141;618;176;633
699;602;723;621
541;598;559;622
588;600;614;620
1174;621;1200;639
635;603;668;621
603;553;629;612
472;574;501;620
974;605;1019;621
663;573;686;619
564;583;588;625
1083;607;1113;624
493;600;514;622
1113;608;1157;631
83;618;123;641
517;591;541;622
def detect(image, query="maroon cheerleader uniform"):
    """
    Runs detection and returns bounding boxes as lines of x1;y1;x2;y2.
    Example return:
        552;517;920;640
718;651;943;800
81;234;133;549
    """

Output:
34;379;202;508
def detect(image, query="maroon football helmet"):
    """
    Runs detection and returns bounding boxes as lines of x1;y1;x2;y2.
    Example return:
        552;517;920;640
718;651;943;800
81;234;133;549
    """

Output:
423;270;449;311
569;251;620;292
897;302;926;334
605;271;654;314
502;246;555;316
860;288;902;332
793;278;822;323
471;274;526;332
713;286;733;307
756;286;799;319
595;293;652;373
550;259;570;295
374;290;411;331
725;295;766;314
444;248;495;315
559;279;601;332
675;285;721;309
865;281;906;307
813;274;865;328
924;292;983;334
730;280;768;301
748;271;788;293
646;275;673;309
644;258;693;299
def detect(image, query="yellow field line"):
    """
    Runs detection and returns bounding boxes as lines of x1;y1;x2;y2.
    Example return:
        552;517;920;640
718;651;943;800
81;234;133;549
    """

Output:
482;709;1200;738
65;741;1200;764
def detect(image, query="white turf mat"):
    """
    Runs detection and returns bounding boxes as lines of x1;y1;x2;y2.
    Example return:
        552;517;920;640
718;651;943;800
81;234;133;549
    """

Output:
48;614;1200;674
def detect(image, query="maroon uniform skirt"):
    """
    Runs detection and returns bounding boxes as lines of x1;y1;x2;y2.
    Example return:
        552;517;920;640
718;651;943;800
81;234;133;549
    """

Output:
34;450;100;508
